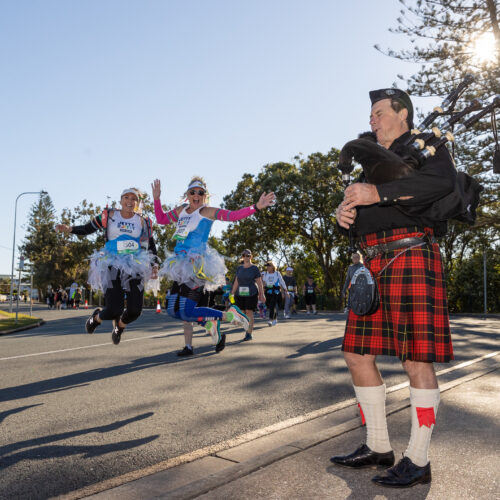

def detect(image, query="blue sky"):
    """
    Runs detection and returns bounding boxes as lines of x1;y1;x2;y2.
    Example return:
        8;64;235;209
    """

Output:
1;0;427;276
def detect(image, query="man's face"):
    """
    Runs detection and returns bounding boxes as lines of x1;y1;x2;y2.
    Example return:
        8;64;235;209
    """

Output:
352;254;360;264
369;99;409;148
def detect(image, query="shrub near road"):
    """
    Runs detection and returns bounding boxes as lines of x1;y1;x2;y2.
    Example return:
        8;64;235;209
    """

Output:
0;310;41;333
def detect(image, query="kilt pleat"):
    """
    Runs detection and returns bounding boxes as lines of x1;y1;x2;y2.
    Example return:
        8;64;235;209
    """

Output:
342;227;453;363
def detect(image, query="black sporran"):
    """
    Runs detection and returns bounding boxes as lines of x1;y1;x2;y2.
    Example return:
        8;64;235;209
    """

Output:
349;266;380;316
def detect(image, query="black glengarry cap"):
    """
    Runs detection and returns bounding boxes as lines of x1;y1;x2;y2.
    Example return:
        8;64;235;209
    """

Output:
369;88;414;128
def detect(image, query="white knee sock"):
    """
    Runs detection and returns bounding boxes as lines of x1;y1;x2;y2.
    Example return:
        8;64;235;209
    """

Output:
354;384;392;453
404;386;440;467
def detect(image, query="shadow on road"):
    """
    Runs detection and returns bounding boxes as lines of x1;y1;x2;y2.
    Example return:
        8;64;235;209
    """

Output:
0;411;158;469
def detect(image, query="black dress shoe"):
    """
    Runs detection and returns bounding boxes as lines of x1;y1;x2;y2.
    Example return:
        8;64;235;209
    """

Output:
330;444;394;469
372;456;431;488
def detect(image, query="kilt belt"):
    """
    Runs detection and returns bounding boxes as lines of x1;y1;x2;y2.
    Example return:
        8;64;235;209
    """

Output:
359;234;436;260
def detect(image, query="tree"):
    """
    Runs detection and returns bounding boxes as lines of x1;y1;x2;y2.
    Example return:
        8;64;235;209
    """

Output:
21;192;61;295
221;148;350;303
378;0;500;309
377;0;500;219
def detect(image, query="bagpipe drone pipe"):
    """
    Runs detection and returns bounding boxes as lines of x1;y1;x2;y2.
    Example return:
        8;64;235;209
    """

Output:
338;81;500;225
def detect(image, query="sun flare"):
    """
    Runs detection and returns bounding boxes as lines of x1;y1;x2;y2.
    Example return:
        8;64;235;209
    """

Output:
471;32;498;64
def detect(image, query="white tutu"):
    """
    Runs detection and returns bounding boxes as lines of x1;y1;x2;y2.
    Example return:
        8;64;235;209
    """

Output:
88;248;156;293
159;245;227;292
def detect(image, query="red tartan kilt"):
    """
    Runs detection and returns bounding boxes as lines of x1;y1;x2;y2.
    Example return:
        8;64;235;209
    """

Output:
343;227;453;362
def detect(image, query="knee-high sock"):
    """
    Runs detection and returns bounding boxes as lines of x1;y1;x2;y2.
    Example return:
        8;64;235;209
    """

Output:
404;387;440;466
354;384;392;453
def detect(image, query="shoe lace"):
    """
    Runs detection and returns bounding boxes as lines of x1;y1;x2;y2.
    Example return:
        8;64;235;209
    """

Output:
392;456;413;477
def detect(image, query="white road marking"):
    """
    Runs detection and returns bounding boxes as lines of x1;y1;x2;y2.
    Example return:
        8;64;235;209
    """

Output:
0;333;169;361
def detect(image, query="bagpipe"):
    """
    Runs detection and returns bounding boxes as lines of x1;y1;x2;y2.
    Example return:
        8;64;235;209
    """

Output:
338;76;500;225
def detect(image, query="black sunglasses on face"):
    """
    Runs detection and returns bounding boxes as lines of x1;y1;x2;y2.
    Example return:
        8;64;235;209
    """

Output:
242;254;251;257
189;189;206;196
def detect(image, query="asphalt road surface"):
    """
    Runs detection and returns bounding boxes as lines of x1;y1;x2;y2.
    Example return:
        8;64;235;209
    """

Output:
0;304;498;499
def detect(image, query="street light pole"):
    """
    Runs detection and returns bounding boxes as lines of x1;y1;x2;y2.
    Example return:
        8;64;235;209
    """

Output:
9;191;47;313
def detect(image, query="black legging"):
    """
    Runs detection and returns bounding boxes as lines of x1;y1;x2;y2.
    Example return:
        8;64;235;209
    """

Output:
266;292;279;320
99;276;143;324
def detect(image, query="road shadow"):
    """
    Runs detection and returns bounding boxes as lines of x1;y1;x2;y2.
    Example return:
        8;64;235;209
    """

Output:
0;411;158;469
0;403;43;424
287;337;344;358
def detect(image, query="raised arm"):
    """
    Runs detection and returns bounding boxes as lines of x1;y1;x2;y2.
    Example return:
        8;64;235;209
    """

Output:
202;192;276;221
151;179;184;225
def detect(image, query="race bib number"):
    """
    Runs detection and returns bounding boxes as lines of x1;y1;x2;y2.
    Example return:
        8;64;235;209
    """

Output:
307;289;314;293
239;286;250;296
173;218;190;240
117;240;139;254
287;286;294;291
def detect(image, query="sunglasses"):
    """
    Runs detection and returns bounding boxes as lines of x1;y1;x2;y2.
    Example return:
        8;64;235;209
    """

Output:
242;254;251;257
189;189;206;196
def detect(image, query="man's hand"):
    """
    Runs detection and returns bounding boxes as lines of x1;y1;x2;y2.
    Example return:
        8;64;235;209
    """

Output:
343;183;380;211
335;201;357;229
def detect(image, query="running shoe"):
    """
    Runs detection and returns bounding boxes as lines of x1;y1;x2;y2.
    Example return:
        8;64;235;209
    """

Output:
112;322;124;345
243;333;253;341
215;333;226;353
268;321;272;326
85;308;101;334
272;319;277;326
226;305;249;331
205;319;221;345
177;346;194;356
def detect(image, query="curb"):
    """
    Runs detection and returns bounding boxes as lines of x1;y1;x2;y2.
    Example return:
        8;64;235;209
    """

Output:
61;358;498;500
0;320;45;336
161;364;499;500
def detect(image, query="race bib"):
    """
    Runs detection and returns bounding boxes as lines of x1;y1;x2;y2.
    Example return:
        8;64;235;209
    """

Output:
239;286;250;296
287;286;294;291
117;239;139;254
173;218;190;240
307;289;314;293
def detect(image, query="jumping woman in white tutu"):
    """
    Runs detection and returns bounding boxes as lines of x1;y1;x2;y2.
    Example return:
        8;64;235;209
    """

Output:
56;188;158;345
152;176;275;353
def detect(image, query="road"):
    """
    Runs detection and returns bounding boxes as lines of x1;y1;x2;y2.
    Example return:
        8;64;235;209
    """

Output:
0;304;498;499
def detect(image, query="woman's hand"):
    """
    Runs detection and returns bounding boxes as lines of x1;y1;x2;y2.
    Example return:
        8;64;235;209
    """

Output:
55;224;71;233
259;293;266;303
152;179;161;201
151;265;159;280
256;192;276;210
335;201;357;230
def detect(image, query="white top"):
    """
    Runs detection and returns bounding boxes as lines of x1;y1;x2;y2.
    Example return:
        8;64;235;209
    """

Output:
261;271;287;289
173;205;207;241
107;212;143;241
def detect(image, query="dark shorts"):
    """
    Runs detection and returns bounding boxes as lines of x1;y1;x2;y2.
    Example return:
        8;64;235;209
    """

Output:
236;294;258;311
167;282;209;308
305;293;316;305
342;227;453;363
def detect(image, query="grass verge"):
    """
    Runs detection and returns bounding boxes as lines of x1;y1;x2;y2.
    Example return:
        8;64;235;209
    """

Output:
0;310;41;332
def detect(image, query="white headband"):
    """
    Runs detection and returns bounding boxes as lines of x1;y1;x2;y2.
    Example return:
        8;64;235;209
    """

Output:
187;180;206;191
121;188;140;198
